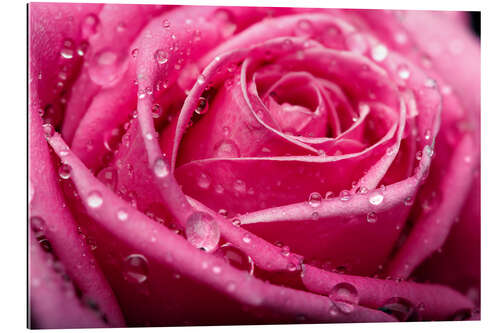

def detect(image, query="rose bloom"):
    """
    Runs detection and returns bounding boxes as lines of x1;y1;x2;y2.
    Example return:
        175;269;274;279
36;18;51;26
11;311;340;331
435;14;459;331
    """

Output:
28;3;480;329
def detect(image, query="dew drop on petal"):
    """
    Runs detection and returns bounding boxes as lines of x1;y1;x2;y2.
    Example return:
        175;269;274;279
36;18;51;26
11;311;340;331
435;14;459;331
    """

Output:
154;49;168;64
233;179;246;193
369;192;384;206
86;191;103;208
117;209;128;221
366;212;378;223
42;123;55;138
242;233;251;244
58;163;72;179
185;211;220;252
123;254;149;284
197;173;211;189
379;297;420;321
397;64;410;80
214;139;240;158
328;282;359;314
308;192;322;208
195;96;208;115
404;196;414;206
371;44;388;62
339;190;351;201
214;243;254;275
60;39;74;59
232;218;241;227
151;104;161;118
153;158;169;178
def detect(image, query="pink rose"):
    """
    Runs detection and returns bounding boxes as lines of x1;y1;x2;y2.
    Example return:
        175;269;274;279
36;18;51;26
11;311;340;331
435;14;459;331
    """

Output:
29;3;480;328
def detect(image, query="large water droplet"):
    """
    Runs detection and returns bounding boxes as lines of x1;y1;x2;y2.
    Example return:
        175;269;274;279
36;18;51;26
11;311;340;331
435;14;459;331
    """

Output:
58;163;72;179
86;191;103;208
308;192;322;208
328;282;359;314
214;243;254;275
153;158;169;178
185;211;220;252
123;254;149;284
379;297;420;321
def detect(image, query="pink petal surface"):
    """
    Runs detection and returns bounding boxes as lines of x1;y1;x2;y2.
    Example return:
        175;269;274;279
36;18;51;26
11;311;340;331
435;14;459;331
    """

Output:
47;133;395;325
29;4;480;327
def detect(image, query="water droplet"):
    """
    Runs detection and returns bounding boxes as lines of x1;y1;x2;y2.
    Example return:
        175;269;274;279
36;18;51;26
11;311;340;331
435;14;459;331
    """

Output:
232;218;241;227
397;64;410;80
153;158;169;178
379;297;420;321
369;192;384;206
371;44;388;62
325;191;334;199
197;75;206;85
186;211;220;252
151;104;161;118
404;196;414;206
214;139;240;158
215;243;254;275
233;179;246;193
131;48;139;58
212;266;222;274
197;173;211;189
154;49;168;64
328;282;359;314
215;184;224;194
123;254;148;284
77;42;88;56
60;39;74;59
116;209;128;221
58;163;72;179
424;129;431;141
86;191;103;208
425;78;437;88
30;216;46;236
97;167;117;191
312;212;319;221
194;96;208;115
162;19;170;29
339;190;351;201
416;151;423;160
281;245;290;257
308;192;322;208
42;123;55;138
82;14;99;37
116;22;126;33
366;212;377;223
242;233;251;244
